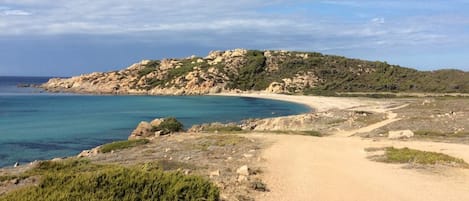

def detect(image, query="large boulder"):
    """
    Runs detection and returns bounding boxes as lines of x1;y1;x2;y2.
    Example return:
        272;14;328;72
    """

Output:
129;121;154;139
129;117;183;139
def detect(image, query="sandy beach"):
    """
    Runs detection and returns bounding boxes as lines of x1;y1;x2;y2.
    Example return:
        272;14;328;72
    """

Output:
214;92;399;112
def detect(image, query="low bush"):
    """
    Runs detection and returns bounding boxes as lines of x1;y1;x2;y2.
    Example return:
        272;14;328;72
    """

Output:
99;139;150;153
152;117;184;134
202;125;243;133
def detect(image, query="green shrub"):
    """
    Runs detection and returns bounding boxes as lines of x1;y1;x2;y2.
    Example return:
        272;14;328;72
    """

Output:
137;60;160;77
300;130;322;137
99;139;150;153
414;130;469;137
0;160;219;201
380;147;469;167
152;117;184;134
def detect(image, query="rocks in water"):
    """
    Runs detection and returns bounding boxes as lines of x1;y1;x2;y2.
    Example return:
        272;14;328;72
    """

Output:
388;130;414;139
17;83;38;88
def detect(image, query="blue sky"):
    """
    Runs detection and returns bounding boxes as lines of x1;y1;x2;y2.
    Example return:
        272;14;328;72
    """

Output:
1;0;468;76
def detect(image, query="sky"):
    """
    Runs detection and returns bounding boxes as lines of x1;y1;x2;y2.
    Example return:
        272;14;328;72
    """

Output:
0;0;468;76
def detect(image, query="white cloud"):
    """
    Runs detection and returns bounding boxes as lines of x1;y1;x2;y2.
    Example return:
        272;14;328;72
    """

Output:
371;17;385;25
0;6;31;16
0;0;468;52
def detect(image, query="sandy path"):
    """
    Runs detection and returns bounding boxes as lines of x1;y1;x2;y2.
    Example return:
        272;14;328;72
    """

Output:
253;101;469;201
215;93;469;200
333;104;409;137
254;134;469;201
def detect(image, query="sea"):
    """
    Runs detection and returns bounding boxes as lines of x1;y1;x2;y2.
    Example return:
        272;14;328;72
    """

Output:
0;76;309;167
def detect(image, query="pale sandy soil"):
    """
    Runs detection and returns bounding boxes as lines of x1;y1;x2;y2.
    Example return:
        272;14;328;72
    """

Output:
253;134;469;201
220;93;469;201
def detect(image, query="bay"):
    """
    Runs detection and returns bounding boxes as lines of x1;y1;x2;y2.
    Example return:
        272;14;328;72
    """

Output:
0;76;309;167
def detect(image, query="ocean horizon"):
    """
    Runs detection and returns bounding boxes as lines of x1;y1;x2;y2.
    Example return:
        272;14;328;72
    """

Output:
0;76;309;167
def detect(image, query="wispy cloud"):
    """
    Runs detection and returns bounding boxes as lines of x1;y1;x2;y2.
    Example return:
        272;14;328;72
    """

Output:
0;6;31;16
0;0;468;70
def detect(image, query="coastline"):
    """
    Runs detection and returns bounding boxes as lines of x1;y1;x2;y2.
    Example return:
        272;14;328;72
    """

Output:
212;92;397;113
4;90;469;200
2;92;309;168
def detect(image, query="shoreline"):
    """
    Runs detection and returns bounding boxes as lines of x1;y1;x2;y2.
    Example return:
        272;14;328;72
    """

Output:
211;92;397;113
1;92;316;169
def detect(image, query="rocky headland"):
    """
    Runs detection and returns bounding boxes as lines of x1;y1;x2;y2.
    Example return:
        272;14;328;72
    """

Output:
41;49;469;96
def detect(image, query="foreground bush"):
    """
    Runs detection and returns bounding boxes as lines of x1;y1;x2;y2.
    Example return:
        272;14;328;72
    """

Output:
99;139;150;153
0;160;219;201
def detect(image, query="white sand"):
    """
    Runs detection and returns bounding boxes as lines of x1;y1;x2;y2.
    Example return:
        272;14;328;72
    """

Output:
213;92;398;112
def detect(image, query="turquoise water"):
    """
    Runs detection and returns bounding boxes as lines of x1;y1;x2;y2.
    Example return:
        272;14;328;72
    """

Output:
0;77;309;167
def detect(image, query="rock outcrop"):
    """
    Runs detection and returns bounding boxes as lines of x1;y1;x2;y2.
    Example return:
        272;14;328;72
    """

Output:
129;118;166;139
41;49;469;95
41;49;326;95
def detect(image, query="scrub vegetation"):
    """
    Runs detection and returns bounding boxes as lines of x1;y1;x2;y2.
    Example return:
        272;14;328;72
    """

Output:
0;159;219;201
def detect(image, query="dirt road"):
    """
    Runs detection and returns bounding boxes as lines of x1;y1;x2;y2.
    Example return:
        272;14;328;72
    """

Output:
254;135;469;201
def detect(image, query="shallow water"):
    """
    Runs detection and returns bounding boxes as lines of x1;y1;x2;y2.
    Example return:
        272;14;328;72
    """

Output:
0;76;309;167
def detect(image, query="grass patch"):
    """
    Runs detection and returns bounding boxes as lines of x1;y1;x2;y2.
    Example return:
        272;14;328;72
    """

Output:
99;139;150;153
327;118;347;125
202;125;243;133
376;147;469;168
154;160;198;171
299;130;323;137
0;159;219;201
414;130;469;138
0;175;28;182
266;130;323;137
193;135;248;151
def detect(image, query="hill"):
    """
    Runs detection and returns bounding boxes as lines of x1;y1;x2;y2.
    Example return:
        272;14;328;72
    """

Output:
42;49;469;95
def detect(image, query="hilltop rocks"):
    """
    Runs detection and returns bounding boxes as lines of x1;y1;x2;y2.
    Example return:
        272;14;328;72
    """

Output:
42;54;232;95
41;49;319;95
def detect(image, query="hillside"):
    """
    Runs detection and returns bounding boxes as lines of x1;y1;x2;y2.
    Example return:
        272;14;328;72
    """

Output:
42;49;469;95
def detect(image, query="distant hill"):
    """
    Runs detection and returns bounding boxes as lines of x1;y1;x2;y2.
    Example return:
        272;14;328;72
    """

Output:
42;49;469;95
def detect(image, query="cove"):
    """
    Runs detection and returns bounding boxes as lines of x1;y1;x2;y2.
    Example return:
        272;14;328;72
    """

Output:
0;94;309;167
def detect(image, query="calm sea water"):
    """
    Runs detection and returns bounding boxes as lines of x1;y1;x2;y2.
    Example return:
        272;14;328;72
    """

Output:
0;76;309;167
